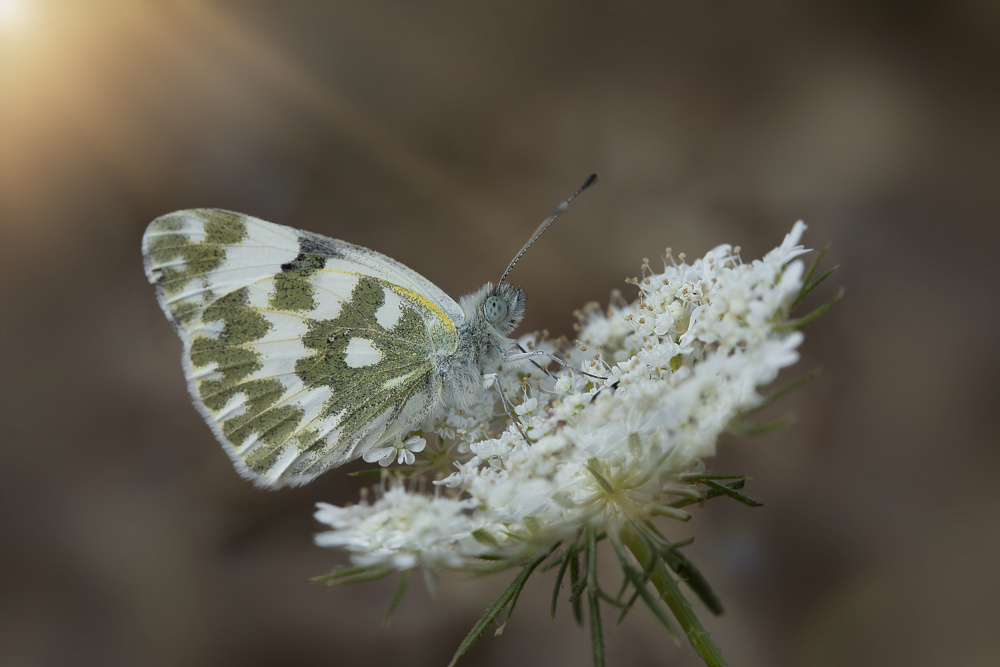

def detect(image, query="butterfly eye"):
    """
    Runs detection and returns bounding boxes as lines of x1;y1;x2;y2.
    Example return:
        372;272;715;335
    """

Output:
484;295;509;324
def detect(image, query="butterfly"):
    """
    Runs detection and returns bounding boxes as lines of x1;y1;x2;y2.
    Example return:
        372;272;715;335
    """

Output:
142;175;596;488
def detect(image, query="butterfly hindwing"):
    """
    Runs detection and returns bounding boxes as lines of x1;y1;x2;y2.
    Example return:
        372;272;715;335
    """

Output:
143;209;463;487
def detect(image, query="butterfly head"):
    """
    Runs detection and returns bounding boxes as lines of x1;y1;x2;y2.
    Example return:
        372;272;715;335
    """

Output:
486;282;526;334
462;281;525;336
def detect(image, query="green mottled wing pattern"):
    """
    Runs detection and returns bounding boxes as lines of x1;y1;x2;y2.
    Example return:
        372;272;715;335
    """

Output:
143;209;463;488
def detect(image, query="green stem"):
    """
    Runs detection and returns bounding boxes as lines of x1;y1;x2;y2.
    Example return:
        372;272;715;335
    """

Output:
620;523;727;667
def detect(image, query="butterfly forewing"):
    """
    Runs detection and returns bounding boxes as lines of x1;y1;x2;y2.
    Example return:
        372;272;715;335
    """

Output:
143;209;463;487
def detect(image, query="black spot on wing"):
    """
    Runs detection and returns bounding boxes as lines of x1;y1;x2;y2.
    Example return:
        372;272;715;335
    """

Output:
281;230;354;273
281;252;327;273
296;230;347;259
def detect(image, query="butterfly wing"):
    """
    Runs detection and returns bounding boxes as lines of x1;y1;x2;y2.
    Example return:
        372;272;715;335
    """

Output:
143;209;463;488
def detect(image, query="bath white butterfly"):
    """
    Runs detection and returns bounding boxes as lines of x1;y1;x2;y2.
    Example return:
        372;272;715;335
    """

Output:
142;175;596;488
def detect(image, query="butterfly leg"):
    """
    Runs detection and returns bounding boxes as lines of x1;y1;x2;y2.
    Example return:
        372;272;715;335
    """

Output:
483;373;530;443
505;348;608;381
506;346;618;403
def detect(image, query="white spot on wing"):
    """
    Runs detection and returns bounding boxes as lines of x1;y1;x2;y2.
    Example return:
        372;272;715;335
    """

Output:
316;410;345;440
296;389;338;438
193;316;225;340
236;432;260;455
375;289;404;329
212;233;299;294
245;280;274;308
167;284;213;305
251;312;311;377
216;393;248;420
265;444;301;478
383;369;419;390
191;361;221;381
344;338;381;368
310;270;360;319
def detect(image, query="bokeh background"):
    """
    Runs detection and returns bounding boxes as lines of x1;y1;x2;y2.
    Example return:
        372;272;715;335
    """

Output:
2;1;998;666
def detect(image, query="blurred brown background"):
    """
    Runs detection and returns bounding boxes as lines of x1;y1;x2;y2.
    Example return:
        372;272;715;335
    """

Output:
1;1;998;666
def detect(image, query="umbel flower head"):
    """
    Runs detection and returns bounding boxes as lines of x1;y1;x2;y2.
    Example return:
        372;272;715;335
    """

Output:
314;222;836;667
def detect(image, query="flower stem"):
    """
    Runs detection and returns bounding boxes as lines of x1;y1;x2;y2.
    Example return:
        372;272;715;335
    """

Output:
620;523;727;667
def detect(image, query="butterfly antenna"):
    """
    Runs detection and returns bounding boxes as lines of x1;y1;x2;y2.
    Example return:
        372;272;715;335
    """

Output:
498;173;598;287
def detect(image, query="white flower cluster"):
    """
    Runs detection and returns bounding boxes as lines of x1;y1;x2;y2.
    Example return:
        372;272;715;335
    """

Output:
315;222;812;571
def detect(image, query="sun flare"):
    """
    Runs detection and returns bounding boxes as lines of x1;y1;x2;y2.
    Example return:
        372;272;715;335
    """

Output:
0;0;30;34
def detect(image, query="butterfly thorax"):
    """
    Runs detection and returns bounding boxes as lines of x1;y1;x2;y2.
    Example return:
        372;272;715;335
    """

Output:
437;282;525;409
